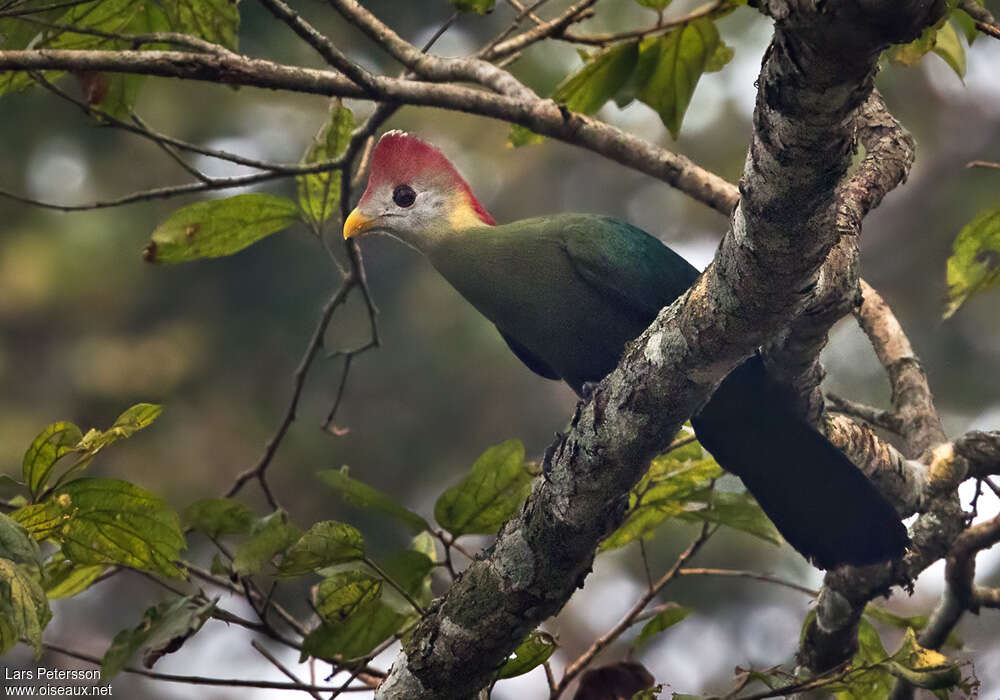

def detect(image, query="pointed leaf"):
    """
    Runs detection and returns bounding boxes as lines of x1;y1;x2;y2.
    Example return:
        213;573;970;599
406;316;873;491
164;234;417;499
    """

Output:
932;21;966;79
76;403;163;454
0;513;42;567
277;520;364;578
0;558;51;657
23;421;83;498
318;467;429;532
637;19;723;138
833;618;893;700
42;559;106;600
434;439;533;536
451;0;495;13
301;600;406;662
945;203;1000;318
634;604;692;648
677;489;783;545
143;194;300;264
12;478;186;578
232;511;302;576
601;445;721;551
952;8;978;44
494;630;557;679
509;41;639;146
888;25;938;66
378;549;434;611
865;604;962;650
297;102;354;227
183;498;256;538
313;570;382;623
101;595;216;678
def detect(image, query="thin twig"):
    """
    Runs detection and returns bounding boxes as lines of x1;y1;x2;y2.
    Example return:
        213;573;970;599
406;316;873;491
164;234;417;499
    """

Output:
252;640;325;700
551;524;715;698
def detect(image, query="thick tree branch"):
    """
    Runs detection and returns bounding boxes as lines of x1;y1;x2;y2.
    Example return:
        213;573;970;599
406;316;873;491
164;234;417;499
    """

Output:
763;91;916;424
0;48;737;214
376;2;945;697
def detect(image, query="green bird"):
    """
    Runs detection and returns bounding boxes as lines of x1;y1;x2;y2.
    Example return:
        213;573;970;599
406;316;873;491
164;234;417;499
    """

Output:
344;131;908;570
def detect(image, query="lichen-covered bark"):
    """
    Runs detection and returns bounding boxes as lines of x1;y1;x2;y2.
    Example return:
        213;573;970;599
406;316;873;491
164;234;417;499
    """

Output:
377;2;945;698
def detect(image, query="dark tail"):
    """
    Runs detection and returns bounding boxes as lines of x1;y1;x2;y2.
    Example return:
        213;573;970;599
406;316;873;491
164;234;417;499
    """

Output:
690;356;909;570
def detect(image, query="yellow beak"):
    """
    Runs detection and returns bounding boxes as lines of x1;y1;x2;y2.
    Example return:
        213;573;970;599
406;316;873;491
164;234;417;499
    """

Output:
343;208;374;240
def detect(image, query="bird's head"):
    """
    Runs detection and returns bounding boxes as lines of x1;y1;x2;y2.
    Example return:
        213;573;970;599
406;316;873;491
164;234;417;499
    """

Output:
343;131;495;248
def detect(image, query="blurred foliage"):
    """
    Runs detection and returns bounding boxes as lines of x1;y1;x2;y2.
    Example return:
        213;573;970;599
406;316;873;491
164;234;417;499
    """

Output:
0;0;999;697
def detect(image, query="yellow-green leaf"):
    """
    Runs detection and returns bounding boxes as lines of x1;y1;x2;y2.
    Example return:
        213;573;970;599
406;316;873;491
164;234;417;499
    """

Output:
451;0;494;13
76;403;162;454
677;489;783;545
12;478;186;578
23;421;83;499
318;467;429;533
313;570;382;623
183;498;256;538
277;520;364;578
101;595;215;678
143;194;300;264
0;558;51;657
945;203;1000;318
932;21;966;79
886;628;961;691
601;442;721;551
495;630;557;680
634;0;673;10
834;618;893;700
434;439;533;536
865;604;962;650
232;511;302;576
297;102;355;228
637;19;723;139
888;24;938;66
42;559;106;600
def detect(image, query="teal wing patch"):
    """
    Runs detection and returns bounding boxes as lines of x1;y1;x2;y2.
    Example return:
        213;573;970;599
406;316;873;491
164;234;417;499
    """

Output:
562;217;700;324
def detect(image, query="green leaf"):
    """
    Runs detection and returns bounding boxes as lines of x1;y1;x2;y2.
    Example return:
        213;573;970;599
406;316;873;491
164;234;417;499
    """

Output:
101;595;215;678
0;558;51;657
634;0;672;10
42;559;106;600
945;203;1000;318
182;498;256;538
833;618;893;700
508;124;545;148
434;439;533;536
634;604;692;648
23;421;83;499
556;41;640;115
888;25;938;66
601;443;721;551
637;19;723;139
318;467;429;533
232;511;302;576
76;403;163;454
149;0;240;51
277;520;365;578
677;490;783;545
0;513;42;567
297;101;354;228
509;41;639;146
932;21;966;79
12;478;186;578
495;630;557;679
885;628;962;691
952;8;979;44
143;194;300;264
302;550;432;662
450;0;495;14
865;604;962;650
313;570;382;623
302;599;406;662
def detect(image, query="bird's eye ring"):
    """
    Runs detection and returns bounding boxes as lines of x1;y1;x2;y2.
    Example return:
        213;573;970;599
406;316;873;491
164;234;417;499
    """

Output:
392;184;417;208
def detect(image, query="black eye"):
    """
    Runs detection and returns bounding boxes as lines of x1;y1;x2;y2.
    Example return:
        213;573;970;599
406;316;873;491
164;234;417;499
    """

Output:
392;184;417;208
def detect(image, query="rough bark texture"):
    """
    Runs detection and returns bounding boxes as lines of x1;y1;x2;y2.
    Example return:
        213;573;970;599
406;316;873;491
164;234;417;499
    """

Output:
376;2;946;697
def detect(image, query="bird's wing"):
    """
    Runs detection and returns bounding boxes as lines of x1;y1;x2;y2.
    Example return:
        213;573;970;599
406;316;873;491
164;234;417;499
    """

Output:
561;217;700;325
498;328;561;380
